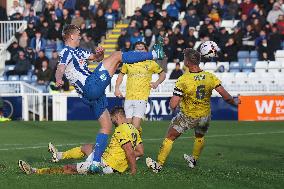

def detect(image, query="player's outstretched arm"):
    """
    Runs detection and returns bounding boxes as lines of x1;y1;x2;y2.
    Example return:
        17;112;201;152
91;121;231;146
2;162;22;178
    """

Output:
215;85;240;107
122;142;137;175
55;64;66;87
151;71;166;89
114;73;124;98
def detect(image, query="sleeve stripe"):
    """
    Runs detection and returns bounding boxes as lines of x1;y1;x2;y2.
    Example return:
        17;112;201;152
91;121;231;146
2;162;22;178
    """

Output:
173;92;183;97
120;140;131;147
120;71;126;74
174;87;183;93
158;70;164;74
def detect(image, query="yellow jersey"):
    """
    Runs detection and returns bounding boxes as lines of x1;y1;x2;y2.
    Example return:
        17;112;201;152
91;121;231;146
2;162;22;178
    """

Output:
121;60;163;100
173;71;221;118
102;123;142;173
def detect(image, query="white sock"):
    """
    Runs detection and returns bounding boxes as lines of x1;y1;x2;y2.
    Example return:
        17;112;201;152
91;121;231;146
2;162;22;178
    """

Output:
152;50;158;59
57;152;63;160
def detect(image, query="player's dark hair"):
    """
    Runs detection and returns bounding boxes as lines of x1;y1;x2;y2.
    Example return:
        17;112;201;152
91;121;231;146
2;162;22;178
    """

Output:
134;41;148;51
110;107;126;117
62;24;80;42
183;48;201;65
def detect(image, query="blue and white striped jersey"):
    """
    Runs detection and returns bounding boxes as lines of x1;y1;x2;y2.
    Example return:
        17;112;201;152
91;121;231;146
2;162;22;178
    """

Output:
59;46;92;96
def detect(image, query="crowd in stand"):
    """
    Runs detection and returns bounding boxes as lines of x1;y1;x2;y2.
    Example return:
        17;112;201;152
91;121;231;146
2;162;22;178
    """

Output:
1;0;123;91
117;0;284;77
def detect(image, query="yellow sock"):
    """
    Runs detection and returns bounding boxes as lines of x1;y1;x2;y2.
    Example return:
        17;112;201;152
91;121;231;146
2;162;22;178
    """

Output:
138;127;143;137
157;138;174;166
36;167;64;174
62;146;85;160
192;137;205;160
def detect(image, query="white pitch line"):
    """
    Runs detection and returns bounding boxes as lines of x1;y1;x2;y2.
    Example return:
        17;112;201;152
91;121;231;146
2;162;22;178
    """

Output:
0;131;284;151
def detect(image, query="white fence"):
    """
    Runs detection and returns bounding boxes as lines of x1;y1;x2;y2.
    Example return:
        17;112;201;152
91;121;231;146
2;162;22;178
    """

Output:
0;21;27;48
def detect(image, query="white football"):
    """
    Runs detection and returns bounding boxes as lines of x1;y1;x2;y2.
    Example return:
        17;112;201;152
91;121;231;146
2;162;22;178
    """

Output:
200;41;220;58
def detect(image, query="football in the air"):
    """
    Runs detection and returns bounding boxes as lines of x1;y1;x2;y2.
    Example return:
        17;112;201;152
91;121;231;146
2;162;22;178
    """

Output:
200;41;220;58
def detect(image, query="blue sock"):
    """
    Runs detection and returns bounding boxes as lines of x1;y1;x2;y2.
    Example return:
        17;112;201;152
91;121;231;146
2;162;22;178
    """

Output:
93;133;108;162
122;51;153;63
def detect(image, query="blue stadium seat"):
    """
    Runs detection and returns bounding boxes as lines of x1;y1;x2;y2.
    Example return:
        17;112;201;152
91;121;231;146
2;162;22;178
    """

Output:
242;62;255;73
0;76;7;81
31;75;38;82
20;75;31;83
249;51;258;59
237;51;250;59
5;65;15;71
229;62;242;72
250;58;258;64
45;49;53;59
8;75;20;81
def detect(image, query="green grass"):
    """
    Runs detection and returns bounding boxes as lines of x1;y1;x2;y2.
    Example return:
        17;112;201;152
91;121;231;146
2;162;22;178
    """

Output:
0;121;284;189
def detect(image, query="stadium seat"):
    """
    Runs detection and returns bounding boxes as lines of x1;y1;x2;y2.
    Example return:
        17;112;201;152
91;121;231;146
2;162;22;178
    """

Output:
45;49;53;59
199;62;204;69
31;75;38;82
235;72;248;78
249;51;258;59
5;65;15;71
217;62;229;72
151;74;159;82
229;62;242;72
8;75;20;81
275;50;284;62
20;75;31;83
0;76;7;81
237;51;250;59
281;61;284;72
167;63;176;72
242;62;255;73
204;62;217;73
255;61;268;73
250;58;258;64
268;61;281;73
160;80;176;93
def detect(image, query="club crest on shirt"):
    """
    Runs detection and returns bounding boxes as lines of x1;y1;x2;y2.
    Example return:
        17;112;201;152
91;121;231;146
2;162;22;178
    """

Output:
100;74;107;81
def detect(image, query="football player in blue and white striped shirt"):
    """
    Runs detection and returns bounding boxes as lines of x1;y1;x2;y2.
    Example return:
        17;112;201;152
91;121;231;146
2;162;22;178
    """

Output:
54;24;164;171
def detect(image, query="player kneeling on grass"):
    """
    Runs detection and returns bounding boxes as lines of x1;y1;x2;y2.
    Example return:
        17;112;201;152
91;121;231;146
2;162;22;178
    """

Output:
18;107;143;175
146;48;240;173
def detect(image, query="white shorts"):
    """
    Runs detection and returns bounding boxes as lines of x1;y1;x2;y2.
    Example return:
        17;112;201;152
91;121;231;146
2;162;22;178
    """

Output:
76;152;114;174
124;100;147;119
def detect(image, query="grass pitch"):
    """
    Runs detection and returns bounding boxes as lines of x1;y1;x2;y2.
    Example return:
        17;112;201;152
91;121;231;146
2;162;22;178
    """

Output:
0;121;283;189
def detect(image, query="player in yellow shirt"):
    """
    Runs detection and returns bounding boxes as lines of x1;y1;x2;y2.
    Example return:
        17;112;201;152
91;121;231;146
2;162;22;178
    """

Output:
146;48;240;173
18;107;143;175
115;41;166;135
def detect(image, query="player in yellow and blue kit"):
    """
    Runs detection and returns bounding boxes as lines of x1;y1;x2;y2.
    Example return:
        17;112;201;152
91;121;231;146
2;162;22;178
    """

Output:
55;25;164;168
146;48;240;173
18;107;143;175
115;41;166;135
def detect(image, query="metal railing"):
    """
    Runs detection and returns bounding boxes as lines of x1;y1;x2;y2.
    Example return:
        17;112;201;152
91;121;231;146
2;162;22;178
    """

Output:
0;21;27;48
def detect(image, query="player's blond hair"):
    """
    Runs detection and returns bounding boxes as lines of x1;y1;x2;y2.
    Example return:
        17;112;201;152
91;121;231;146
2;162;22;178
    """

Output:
62;24;80;42
183;48;201;65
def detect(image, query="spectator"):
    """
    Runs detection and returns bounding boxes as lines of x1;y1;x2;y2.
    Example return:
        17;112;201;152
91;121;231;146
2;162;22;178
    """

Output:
34;50;48;72
142;0;155;15
187;0;203;17
179;19;189;37
80;5;90;21
8;0;24;17
94;8;107;38
255;30;267;47
185;27;197;49
6;51;31;76
75;0;90;10
36;60;52;85
152;19;165;36
87;21;101;44
40;21;50;39
0;5;8;21
208;7;221;22
164;37;175;62
7;42;24;63
25;47;36;65
230;26;243;48
241;24;257;51
215;0;228;19
33;0;46;15
240;0;255;16
63;0;76;14
24;9;39;26
131;8;144;28
184;8;200;28
267;25;282;60
48;20;62;41
130;30;144;45
60;9;71;26
146;10;159;28
105;8;116;29
267;2;284;24
117;29;129;50
144;29;155;49
71;10;85;27
49;51;59;72
277;15;284;39
237;14;250;31
79;33;96;53
160;9;172;29
257;39;269;61
169;63;183;79
216;27;229;50
251;18;262;33
121;40;132;52
167;0;179;21
54;1;63;19
199;17;212;38
222;38;238;62
226;0;239;20
18;31;29;49
30;30;47;53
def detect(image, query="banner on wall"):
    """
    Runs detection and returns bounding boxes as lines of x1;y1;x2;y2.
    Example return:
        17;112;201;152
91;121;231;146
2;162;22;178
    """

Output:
67;97;238;120
238;96;284;121
1;96;22;120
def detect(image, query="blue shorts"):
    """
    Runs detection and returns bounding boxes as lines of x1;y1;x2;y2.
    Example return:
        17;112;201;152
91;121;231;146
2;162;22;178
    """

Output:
82;63;111;119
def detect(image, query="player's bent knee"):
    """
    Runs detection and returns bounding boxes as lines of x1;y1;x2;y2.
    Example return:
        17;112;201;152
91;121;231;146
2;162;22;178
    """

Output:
63;164;76;173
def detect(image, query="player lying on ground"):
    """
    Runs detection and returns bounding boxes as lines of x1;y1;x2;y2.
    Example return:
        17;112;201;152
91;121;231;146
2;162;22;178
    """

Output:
146;48;240;173
114;41;166;136
18;107;143;175
55;24;164;168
